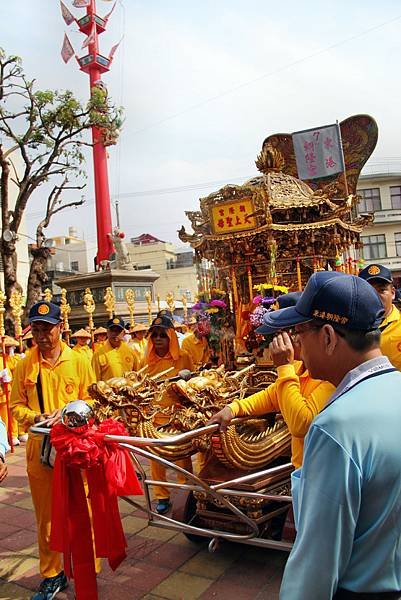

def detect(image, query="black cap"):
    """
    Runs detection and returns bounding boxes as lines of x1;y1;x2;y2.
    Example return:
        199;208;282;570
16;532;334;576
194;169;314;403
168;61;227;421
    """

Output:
359;263;393;284
106;316;125;330
157;309;174;320
259;271;384;333
29;301;62;325
149;314;174;330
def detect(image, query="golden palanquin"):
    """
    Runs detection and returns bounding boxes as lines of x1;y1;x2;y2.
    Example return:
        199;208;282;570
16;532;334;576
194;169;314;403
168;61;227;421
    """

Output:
179;114;378;297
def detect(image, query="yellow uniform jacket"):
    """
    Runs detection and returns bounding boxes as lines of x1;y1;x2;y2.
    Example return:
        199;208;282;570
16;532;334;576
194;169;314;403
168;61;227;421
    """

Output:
379;304;401;371
144;351;194;378
181;333;210;370
92;340;140;381
228;361;335;468
129;338;147;363
72;344;93;362
10;343;95;428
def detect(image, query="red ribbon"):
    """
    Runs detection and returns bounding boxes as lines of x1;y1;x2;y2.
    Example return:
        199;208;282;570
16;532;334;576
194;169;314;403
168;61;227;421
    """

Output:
50;419;142;600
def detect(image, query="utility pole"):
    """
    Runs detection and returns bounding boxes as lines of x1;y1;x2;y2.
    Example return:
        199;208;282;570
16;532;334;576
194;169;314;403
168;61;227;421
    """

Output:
74;0;115;268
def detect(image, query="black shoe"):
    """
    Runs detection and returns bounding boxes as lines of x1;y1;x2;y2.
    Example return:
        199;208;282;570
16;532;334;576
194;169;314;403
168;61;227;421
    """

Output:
156;498;171;515
31;571;68;599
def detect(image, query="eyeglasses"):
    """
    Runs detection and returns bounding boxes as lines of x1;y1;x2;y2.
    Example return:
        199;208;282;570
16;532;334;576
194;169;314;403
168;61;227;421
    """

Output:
150;331;168;339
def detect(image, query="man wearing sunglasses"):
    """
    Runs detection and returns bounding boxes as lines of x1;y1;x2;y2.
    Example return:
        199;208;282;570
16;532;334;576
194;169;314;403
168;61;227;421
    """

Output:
209;292;334;469
144;315;194;514
271;272;401;600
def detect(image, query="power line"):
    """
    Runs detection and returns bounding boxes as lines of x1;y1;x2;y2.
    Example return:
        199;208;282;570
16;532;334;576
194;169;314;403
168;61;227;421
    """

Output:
126;14;401;136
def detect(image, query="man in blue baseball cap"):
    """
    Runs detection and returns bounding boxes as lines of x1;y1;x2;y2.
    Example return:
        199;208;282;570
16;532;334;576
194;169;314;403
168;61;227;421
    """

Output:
92;315;140;380
209;291;334;469
278;272;401;599
10;300;96;599
358;263;401;370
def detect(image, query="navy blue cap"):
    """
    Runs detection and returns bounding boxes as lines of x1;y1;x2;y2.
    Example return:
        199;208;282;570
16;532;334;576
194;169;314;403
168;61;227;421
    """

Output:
276;291;302;309
255;292;301;335
262;271;385;332
358;263;393;284
29;301;62;325
157;309;174;320
149;314;174;330
106;316;125;330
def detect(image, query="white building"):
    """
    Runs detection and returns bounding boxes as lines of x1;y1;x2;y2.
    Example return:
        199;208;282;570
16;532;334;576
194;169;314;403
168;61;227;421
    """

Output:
356;172;401;286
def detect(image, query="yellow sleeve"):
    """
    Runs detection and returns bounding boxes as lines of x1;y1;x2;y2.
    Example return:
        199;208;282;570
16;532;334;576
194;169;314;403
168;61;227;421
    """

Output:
91;350;102;381
181;350;194;372
10;359;37;427
130;346;141;371
77;355;96;402
274;364;333;437
228;381;279;417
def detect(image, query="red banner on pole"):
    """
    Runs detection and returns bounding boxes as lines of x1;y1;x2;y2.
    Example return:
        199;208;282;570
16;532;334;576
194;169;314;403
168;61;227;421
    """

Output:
61;34;75;64
72;0;90;7
82;23;96;49
60;1;75;25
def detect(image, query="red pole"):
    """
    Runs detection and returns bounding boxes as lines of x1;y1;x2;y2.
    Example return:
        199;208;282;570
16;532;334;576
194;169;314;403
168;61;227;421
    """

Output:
86;0;114;267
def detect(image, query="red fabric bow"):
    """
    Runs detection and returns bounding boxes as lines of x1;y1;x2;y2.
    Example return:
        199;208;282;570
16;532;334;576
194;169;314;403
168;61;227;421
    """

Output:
50;419;142;600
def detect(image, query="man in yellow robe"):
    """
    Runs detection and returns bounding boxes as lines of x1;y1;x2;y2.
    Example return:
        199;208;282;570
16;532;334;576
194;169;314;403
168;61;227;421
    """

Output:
92;326;107;354
181;319;211;370
10;301;95;600
144;314;194;514
359;263;401;370
92;317;140;381
128;322;148;363
71;328;93;363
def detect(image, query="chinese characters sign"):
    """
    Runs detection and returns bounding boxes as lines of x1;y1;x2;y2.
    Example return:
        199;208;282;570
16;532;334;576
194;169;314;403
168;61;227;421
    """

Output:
211;199;256;234
292;123;345;180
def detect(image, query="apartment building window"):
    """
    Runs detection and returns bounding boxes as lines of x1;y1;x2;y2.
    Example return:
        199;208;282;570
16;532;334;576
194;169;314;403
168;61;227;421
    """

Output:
357;188;381;212
361;234;387;260
390;186;401;209
71;261;79;271
395;233;401;257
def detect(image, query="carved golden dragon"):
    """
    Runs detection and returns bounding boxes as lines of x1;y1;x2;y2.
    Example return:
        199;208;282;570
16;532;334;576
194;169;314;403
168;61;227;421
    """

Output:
89;365;291;470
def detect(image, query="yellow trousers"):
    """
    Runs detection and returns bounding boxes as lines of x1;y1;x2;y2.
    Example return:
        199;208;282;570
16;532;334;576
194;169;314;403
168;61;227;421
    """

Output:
26;435;101;578
27;436;62;578
150;456;193;500
0;402;23;440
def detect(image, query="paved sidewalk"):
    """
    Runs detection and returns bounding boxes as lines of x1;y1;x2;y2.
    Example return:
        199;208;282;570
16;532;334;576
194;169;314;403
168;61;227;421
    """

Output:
0;445;287;600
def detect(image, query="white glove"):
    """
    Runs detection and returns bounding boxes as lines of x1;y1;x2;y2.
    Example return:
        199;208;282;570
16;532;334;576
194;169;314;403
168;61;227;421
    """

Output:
0;368;12;384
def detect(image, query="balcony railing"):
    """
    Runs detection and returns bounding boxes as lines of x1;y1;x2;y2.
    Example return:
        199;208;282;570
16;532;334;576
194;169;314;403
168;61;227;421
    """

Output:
371;209;401;224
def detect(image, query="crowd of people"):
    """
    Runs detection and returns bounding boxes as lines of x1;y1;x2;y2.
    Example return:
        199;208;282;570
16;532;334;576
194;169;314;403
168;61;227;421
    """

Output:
0;261;400;599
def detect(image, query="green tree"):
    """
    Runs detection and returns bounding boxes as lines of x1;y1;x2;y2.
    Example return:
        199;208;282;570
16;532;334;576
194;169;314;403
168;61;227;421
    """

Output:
0;49;122;320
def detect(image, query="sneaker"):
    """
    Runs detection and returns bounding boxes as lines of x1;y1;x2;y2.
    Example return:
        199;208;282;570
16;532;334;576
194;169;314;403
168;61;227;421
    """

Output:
31;571;68;599
18;434;29;443
12;437;20;446
155;498;171;515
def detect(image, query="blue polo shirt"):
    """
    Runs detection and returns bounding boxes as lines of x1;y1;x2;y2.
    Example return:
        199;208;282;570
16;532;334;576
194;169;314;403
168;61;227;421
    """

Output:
280;357;401;599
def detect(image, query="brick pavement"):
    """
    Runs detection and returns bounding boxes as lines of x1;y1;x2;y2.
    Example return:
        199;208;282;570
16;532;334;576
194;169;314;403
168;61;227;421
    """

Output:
0;445;288;600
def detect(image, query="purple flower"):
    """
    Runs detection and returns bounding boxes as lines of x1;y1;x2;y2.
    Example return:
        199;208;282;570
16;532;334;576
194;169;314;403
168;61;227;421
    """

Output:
261;296;276;307
252;295;263;305
250;306;269;327
192;302;207;310
209;299;227;308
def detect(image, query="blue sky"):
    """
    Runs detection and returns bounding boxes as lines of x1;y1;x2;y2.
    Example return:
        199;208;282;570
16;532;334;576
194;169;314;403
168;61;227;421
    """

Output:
1;0;401;256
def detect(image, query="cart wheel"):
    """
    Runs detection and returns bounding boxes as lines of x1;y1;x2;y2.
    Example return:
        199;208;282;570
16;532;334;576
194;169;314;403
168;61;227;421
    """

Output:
182;491;209;544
